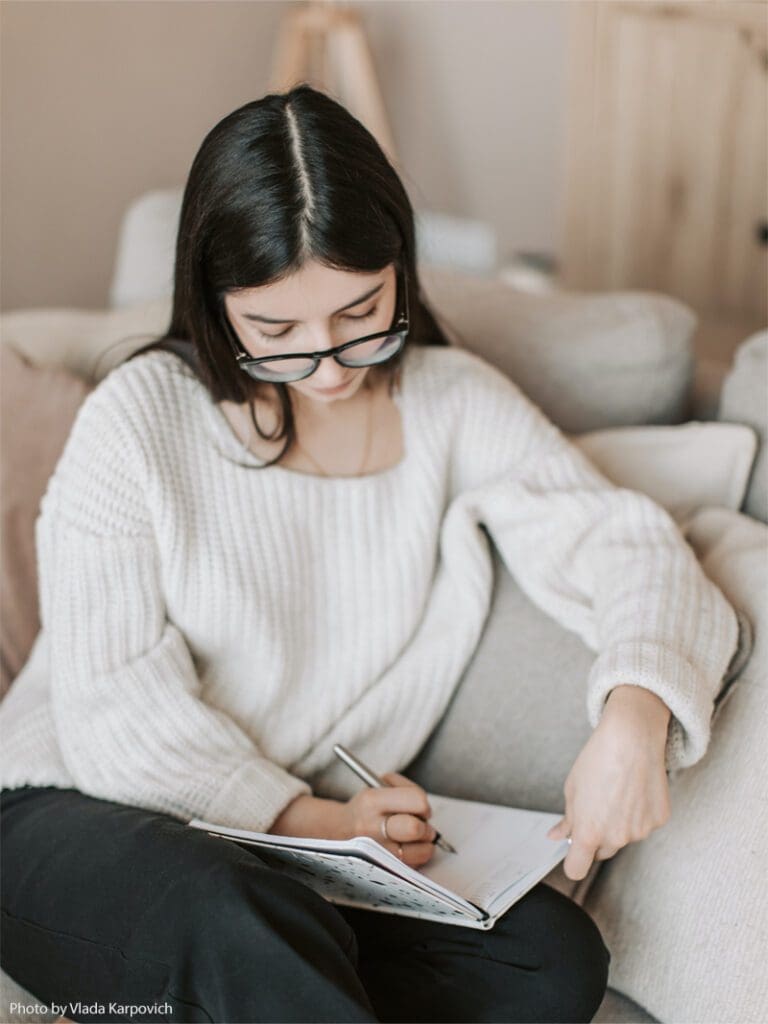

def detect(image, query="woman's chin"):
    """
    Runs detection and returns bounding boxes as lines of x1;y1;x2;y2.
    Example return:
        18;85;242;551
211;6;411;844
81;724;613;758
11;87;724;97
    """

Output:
295;372;368;403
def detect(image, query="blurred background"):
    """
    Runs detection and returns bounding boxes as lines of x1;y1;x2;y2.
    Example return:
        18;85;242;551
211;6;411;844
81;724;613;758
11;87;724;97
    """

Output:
2;0;766;378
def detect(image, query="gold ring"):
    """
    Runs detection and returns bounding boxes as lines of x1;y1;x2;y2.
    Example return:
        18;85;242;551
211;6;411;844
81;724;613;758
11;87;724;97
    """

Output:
381;814;393;843
398;844;404;859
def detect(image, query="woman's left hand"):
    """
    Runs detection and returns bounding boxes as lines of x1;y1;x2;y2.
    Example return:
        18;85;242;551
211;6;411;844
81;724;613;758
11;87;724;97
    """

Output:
547;685;673;881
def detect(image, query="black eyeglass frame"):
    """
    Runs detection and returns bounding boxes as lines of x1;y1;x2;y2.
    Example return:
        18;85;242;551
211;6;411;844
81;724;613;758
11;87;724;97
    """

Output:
220;263;410;383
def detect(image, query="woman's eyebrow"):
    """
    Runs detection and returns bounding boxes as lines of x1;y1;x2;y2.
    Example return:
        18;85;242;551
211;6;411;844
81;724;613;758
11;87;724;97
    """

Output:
241;281;385;324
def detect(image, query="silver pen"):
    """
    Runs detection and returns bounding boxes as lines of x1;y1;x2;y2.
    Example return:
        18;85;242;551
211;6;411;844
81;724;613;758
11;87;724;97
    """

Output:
333;743;457;854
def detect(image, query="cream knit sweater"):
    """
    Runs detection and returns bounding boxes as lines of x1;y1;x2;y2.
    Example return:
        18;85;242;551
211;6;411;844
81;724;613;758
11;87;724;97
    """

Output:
0;344;739;832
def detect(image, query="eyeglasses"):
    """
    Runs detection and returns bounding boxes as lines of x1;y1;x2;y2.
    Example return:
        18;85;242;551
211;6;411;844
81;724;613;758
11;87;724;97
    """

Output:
221;265;410;383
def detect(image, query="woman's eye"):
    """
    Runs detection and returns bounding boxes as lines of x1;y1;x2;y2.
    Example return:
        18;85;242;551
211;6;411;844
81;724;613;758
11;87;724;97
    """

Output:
259;326;293;340
258;305;378;341
345;305;378;321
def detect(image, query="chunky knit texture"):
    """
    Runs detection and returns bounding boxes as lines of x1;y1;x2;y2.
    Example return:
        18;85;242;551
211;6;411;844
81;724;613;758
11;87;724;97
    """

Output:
0;345;739;832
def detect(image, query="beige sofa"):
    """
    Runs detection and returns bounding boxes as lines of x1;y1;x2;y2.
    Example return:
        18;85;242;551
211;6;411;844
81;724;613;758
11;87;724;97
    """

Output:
1;216;766;1023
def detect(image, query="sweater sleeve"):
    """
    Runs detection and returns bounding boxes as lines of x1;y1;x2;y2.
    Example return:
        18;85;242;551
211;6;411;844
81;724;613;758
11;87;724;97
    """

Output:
36;373;312;831
449;350;740;772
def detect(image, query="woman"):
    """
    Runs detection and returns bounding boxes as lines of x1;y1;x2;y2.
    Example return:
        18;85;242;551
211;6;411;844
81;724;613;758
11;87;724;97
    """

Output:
0;85;739;1023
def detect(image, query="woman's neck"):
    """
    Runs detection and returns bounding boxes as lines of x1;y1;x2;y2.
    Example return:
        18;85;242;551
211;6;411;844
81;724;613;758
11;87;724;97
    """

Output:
220;368;403;476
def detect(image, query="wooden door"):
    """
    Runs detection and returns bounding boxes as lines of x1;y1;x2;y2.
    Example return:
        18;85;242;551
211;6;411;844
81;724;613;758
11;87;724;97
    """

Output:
561;1;767;328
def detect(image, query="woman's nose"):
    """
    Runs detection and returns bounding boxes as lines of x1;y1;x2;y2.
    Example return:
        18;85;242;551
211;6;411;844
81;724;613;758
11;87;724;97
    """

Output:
310;353;352;389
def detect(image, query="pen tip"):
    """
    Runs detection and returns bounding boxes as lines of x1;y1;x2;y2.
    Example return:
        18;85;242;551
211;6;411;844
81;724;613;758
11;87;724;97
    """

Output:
437;838;458;854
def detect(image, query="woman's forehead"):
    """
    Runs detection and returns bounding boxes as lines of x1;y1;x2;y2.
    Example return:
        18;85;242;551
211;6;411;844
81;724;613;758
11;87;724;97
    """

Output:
226;261;394;320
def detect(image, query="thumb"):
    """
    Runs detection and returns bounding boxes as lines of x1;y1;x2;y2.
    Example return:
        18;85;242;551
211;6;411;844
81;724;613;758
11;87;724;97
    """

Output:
381;771;432;819
547;817;570;840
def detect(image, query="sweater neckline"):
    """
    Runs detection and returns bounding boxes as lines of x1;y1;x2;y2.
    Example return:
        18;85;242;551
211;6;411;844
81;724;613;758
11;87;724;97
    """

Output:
201;351;415;483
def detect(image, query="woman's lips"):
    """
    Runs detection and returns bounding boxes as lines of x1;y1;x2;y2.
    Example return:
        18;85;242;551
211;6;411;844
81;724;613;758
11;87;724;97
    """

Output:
312;379;354;395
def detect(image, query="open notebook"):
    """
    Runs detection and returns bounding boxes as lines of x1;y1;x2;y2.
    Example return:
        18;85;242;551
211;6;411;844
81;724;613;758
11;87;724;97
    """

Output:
188;793;570;930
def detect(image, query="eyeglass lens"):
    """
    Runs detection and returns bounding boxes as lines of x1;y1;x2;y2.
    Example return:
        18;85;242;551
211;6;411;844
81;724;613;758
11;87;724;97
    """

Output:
244;331;405;383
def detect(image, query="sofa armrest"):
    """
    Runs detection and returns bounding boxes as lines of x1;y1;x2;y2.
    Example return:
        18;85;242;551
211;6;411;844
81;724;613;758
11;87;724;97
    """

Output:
582;508;767;1024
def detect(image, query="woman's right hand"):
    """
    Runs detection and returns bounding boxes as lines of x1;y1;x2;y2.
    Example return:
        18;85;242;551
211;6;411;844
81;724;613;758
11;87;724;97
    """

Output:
269;773;438;867
338;771;438;868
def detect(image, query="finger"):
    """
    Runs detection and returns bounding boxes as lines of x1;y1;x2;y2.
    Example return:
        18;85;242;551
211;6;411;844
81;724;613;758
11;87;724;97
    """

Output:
381;771;432;816
374;778;432;819
562;839;596;881
411;816;437;843
380;811;436;844
379;829;429;865
547;816;570;840
399;841;437;869
595;845;620;861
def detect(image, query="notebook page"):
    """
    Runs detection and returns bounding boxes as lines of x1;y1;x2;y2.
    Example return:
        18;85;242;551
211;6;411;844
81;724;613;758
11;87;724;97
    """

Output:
418;794;566;910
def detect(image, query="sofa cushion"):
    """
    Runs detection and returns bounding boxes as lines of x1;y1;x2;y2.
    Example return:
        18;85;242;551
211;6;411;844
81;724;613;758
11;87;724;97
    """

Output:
0;298;171;383
109;187;182;309
0;969;59;1023
0;347;92;698
420;267;696;433
593;987;658;1024
718;329;768;524
581;507;767;1024
571;422;757;522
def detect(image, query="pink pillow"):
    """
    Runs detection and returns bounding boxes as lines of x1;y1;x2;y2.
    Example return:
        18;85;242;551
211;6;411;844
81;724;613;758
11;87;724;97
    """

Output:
0;346;92;698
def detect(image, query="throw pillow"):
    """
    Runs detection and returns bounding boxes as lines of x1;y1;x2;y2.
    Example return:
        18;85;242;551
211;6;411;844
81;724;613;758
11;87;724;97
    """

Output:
0;297;171;384
420;266;696;433
0;347;92;697
571;422;757;523
718;329;768;524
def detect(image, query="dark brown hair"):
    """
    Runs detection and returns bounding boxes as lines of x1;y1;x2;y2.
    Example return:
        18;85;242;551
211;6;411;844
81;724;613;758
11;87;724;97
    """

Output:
112;84;452;467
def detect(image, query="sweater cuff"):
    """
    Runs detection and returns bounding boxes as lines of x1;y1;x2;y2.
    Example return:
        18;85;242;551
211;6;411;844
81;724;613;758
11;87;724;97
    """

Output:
198;757;313;833
585;636;735;774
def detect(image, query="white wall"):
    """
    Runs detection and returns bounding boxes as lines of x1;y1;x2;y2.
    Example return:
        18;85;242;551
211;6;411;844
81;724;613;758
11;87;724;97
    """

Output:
364;1;568;266
0;0;569;311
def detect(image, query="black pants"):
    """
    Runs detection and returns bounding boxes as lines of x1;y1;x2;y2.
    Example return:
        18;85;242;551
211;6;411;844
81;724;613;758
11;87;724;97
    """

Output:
1;787;610;1023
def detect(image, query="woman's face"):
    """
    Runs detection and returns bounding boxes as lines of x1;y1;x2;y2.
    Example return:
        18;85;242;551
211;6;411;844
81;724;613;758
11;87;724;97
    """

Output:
223;260;398;406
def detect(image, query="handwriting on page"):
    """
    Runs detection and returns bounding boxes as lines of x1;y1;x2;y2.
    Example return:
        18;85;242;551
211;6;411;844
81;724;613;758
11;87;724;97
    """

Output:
252;846;469;920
